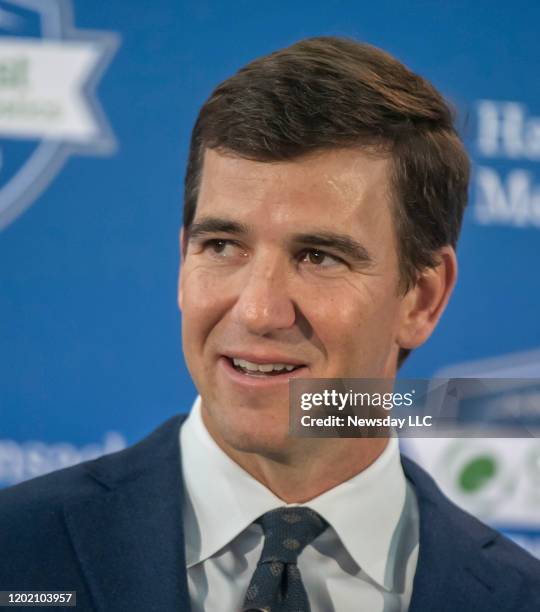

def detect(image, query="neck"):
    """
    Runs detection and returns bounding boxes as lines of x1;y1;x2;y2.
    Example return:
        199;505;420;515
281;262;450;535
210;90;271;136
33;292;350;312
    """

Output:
242;441;389;503
204;415;389;503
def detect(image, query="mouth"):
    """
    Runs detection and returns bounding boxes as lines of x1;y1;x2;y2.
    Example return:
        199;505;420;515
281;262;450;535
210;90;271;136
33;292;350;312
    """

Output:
220;354;308;384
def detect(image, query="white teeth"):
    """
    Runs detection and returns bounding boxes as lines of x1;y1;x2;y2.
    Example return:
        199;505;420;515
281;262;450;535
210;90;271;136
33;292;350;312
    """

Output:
232;358;299;373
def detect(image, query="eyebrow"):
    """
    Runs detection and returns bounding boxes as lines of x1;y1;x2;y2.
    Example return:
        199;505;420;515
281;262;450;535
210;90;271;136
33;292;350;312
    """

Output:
290;231;374;265
186;216;374;265
186;217;249;240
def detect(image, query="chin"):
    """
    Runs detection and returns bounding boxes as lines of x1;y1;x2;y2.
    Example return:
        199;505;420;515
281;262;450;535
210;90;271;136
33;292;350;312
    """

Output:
216;413;292;456
228;436;288;457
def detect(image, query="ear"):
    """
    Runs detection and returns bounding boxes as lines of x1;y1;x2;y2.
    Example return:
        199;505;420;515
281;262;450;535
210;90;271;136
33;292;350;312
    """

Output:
178;227;186;312
396;246;458;350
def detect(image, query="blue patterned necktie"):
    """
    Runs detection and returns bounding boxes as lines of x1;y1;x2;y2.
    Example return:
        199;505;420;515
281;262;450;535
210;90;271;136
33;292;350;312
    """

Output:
242;507;328;612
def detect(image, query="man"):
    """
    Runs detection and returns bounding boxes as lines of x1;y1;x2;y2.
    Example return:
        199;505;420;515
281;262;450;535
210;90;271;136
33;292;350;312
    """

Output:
1;37;539;611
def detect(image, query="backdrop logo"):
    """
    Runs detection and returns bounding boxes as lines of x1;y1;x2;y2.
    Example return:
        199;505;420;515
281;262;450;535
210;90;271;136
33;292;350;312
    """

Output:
473;100;540;228
0;0;119;230
438;441;514;516
0;431;127;487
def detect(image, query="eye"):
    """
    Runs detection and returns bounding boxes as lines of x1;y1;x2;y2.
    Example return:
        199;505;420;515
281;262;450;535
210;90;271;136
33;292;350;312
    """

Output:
202;238;245;259
206;239;228;254
299;248;344;268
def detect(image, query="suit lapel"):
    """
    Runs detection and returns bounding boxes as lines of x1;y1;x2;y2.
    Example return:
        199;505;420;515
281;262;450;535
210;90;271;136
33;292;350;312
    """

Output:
63;415;191;611
402;456;522;612
61;416;524;611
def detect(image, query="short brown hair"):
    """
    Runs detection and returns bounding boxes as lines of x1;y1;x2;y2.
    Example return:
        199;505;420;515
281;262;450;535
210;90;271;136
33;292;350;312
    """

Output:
183;36;470;366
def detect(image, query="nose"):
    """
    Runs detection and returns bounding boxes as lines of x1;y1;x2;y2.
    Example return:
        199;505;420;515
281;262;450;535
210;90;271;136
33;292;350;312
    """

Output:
230;254;296;336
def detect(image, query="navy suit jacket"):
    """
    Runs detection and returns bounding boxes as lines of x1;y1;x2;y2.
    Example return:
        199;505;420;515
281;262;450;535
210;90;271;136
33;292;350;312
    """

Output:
1;414;539;611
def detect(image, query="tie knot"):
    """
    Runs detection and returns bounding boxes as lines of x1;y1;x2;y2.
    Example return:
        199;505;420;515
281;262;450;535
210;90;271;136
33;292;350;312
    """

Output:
256;507;328;565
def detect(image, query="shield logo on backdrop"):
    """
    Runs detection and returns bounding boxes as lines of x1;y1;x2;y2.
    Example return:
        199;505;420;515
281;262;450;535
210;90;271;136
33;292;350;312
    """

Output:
0;0;118;230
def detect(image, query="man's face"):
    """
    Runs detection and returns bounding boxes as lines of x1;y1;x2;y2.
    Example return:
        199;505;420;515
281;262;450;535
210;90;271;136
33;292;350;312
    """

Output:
179;147;410;455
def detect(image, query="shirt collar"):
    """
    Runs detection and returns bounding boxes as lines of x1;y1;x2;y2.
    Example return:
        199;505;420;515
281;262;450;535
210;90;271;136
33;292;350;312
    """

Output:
180;396;283;569
180;396;408;590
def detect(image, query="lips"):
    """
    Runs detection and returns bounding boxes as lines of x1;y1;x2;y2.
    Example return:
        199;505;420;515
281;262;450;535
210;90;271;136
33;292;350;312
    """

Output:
231;357;300;375
219;355;308;388
224;351;305;365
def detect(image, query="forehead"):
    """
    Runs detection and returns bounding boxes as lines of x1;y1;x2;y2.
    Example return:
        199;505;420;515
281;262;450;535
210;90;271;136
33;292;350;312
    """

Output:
196;147;395;239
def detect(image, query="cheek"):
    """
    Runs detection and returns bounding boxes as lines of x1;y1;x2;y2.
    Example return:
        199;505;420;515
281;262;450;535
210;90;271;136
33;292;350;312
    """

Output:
301;281;400;350
180;268;227;342
301;280;377;327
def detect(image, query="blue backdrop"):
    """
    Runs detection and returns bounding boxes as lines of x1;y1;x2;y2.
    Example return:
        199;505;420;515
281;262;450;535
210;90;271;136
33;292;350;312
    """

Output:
1;0;539;555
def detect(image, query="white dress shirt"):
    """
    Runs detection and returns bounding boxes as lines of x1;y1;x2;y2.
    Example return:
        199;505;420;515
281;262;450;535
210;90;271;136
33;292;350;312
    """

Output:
180;397;419;612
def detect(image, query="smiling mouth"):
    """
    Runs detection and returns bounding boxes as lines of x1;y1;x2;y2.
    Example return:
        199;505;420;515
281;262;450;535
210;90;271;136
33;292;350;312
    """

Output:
228;357;304;377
